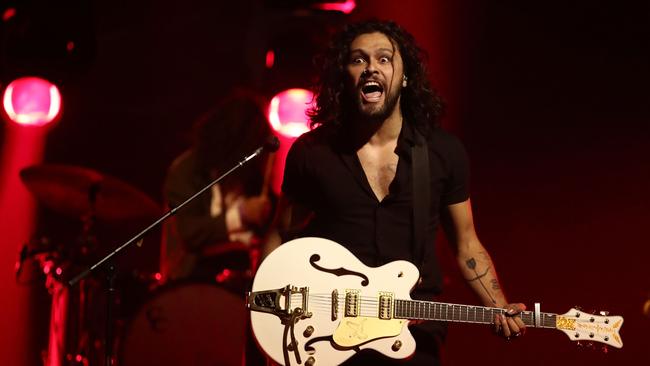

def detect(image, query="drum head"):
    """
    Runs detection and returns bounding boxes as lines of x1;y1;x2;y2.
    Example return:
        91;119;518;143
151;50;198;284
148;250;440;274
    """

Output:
120;283;246;366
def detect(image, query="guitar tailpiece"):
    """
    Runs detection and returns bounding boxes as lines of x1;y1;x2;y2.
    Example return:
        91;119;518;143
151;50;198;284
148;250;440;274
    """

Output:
282;308;304;366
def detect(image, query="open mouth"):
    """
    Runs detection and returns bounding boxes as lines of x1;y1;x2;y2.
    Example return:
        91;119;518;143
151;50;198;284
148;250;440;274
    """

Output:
361;81;384;102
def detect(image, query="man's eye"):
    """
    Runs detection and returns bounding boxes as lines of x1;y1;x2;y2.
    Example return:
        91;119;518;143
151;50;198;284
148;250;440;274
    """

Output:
351;58;365;64
379;56;391;63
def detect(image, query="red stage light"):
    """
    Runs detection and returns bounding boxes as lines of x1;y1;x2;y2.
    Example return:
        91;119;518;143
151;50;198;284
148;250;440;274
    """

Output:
267;88;314;195
2;77;62;127
314;0;356;14
2;7;16;22
265;49;275;69
267;88;313;138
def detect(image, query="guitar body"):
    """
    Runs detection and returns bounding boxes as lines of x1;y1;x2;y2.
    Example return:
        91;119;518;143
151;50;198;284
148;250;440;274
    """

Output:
250;237;419;365
249;237;624;365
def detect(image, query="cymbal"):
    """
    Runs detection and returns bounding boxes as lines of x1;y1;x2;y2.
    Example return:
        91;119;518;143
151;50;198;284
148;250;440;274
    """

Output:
20;164;161;221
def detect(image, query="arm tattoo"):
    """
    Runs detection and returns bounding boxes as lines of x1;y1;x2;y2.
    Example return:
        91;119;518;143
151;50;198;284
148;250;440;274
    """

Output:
465;258;497;305
490;279;501;290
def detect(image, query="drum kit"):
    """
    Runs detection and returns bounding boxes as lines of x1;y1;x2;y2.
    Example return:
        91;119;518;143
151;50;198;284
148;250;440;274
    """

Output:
18;164;250;366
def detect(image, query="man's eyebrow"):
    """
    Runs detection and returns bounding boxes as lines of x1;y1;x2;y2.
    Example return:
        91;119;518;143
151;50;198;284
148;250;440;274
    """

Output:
349;47;395;54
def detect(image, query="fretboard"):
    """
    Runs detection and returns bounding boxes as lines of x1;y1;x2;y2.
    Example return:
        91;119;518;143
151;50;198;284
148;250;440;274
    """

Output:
394;299;557;328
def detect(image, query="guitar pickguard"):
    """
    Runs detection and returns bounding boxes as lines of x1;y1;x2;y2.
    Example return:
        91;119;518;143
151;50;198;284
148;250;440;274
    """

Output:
333;317;407;347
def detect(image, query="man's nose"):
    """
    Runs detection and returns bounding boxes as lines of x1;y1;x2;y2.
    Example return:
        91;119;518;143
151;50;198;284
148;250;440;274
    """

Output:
362;65;377;76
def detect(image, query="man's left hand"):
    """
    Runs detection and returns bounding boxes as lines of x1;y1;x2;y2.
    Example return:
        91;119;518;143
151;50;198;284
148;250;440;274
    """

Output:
494;303;526;340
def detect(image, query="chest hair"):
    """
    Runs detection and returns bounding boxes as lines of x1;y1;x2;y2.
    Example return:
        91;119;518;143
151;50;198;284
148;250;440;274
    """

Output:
357;143;399;202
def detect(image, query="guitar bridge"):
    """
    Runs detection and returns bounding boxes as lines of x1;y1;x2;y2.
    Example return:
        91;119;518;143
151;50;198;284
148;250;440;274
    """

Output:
247;285;312;321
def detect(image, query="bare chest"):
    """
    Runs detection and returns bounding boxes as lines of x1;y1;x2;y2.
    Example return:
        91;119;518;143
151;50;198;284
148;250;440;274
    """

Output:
357;144;399;202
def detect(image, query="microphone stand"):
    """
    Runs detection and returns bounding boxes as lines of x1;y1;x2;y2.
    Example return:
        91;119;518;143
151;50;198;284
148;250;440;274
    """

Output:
67;139;278;366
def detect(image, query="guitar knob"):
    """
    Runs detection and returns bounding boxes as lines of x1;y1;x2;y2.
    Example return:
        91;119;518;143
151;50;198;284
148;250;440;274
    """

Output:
305;356;316;366
304;326;315;337
392;340;402;352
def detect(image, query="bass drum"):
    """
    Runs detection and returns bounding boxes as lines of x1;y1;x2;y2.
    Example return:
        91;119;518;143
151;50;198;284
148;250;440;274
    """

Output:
119;282;246;366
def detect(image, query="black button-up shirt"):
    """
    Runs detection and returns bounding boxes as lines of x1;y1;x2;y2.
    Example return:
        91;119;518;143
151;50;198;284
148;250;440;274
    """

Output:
282;121;469;295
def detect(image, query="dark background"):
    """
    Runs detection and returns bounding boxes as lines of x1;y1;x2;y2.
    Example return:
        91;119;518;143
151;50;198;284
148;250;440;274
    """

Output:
1;0;647;365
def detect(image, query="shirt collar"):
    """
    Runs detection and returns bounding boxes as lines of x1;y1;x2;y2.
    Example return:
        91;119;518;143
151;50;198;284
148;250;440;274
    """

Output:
396;120;420;157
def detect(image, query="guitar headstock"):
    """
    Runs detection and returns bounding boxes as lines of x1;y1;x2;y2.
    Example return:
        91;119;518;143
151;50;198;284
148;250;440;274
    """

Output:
556;308;623;349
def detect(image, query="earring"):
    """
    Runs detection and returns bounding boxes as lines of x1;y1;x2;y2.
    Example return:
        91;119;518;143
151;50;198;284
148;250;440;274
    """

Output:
402;75;408;87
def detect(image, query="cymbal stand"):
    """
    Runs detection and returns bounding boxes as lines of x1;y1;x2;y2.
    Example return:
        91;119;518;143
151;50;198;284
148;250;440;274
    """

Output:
71;182;102;365
66;140;276;366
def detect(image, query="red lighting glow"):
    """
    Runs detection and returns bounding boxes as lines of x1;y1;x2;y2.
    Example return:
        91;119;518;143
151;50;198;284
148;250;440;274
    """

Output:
2;77;62;127
314;0;356;14
2;7;16;22
265;49;275;69
215;269;232;283
267;88;313;138
266;88;314;195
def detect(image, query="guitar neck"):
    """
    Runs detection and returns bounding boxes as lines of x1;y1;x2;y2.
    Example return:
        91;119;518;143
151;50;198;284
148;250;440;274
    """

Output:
394;299;557;328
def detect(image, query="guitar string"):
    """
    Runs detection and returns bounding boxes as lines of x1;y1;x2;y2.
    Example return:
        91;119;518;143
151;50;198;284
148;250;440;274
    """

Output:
273;305;547;324
288;295;538;320
281;304;557;327
285;295;560;326
295;295;557;322
293;294;523;311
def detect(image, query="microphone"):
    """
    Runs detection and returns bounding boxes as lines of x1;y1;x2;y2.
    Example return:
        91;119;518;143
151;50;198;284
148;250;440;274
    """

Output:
264;136;280;152
69;134;279;286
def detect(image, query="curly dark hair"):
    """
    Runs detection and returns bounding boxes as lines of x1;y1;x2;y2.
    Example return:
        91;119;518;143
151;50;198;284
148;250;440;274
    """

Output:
192;90;272;190
307;20;443;135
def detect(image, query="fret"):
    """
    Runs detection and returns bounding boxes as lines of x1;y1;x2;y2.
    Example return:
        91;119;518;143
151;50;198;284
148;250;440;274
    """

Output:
394;299;557;329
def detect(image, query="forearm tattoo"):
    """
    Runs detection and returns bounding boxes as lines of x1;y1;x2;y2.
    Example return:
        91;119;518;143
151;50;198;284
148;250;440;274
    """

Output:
490;279;501;290
465;258;497;305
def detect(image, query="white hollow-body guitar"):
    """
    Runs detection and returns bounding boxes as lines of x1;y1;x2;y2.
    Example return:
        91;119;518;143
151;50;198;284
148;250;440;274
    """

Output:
247;238;623;366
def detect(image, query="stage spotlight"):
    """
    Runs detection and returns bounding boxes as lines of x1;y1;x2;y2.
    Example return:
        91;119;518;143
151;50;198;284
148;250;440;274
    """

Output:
267;88;313;138
266;88;313;195
314;0;356;14
2;76;62;127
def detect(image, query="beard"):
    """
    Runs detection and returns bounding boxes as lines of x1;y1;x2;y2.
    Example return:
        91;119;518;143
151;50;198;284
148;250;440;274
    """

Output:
351;88;401;122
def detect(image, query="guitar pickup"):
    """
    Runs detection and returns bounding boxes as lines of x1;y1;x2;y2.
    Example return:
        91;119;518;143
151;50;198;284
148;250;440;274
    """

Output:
345;290;360;317
378;292;394;320
332;289;339;321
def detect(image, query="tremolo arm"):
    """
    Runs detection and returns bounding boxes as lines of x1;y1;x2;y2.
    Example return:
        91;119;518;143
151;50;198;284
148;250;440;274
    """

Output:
247;285;312;320
247;285;313;365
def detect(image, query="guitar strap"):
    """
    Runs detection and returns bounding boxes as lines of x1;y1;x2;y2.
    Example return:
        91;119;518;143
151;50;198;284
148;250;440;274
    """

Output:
411;129;430;271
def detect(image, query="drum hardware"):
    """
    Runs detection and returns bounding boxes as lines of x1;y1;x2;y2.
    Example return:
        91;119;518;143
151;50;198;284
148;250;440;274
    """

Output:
19;164;163;366
119;283;247;366
60;137;279;366
20;164;161;222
